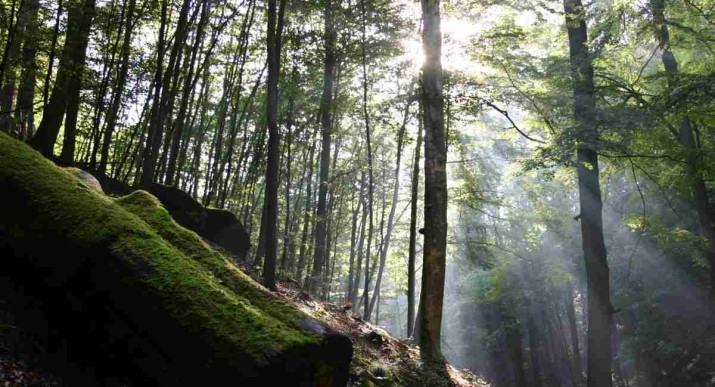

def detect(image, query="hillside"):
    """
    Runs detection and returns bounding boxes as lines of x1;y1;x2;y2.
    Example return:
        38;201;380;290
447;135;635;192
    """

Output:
0;134;484;386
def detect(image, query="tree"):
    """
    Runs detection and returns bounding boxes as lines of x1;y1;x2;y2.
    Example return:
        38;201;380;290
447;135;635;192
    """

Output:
97;0;138;176
418;0;448;362
361;0;375;320
650;0;715;291
29;0;97;158
307;0;338;295
261;0;287;291
407;111;422;338
562;0;611;385
15;0;40;139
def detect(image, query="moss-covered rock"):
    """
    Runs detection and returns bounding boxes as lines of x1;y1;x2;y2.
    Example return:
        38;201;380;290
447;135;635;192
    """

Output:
143;183;252;261
0;133;351;386
63;167;104;193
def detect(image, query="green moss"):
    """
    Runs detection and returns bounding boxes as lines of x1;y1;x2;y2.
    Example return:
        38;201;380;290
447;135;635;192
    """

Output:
115;190;311;329
0;134;319;367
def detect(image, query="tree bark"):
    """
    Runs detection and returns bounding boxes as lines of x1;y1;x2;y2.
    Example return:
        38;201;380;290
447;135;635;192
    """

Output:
261;0;287;291
361;0;375;321
346;173;364;301
528;315;544;387
30;0;96;158
407;111;423;338
0;0;25;133
566;282;584;385
296;130;318;282
15;0;39;139
418;0;447;362
43;0;63;109
351;171;368;307
562;0;612;385
96;0;136;175
307;0;338;295
367;93;412;318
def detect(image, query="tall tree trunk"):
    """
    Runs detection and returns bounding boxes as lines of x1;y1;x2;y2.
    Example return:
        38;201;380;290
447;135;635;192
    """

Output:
15;0;39;139
261;0;287;291
165;0;211;185
418;0;447;362
367;95;412;318
0;0;20;89
346;173;364;301
97;0;136;175
279;62;298;274
307;0;338;296
351;171;368;307
43;0;63;109
87;0;121;169
563;0;612;386
0;0;24;133
30;0;96;158
296;131;318;282
508;327;528;387
650;0;715;291
528;315;544;387
566;282;584;385
361;0;375;321
407;112;423;338
139;0;168;186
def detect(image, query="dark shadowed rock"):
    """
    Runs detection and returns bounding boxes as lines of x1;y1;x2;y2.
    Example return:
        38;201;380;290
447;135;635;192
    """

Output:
85;172;251;261
147;183;251;261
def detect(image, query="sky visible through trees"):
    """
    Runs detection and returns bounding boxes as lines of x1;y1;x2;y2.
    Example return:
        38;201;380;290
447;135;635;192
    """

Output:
2;0;715;385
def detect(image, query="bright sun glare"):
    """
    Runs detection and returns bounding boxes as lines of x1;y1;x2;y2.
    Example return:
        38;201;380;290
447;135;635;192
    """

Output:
401;6;539;74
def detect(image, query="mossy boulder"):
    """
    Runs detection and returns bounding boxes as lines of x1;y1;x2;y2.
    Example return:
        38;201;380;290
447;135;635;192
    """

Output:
146;183;251;261
64;167;104;193
88;170;252;261
0;133;351;386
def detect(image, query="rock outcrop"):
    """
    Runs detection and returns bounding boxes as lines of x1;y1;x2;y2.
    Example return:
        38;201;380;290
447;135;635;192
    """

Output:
0;134;351;386
88;171;251;261
146;183;251;261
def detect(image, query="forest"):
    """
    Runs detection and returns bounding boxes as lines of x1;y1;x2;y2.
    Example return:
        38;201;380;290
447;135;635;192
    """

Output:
1;0;715;385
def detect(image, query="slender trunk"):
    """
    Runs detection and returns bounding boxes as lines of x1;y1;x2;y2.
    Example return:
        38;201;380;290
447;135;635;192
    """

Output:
0;0;19;89
139;0;168;185
563;0;612;385
367;90;412;318
346;174;364;300
508;328;528;387
98;0;137;175
30;0;96;158
296;130;318;282
15;0;39;139
418;0;447;361
279;64;298;273
352;171;368;307
361;0;374;321
165;0;210;185
88;0;121;169
528;316;544;387
322;134;342;298
307;0;337;295
407;112;423;338
261;0;286;290
0;0;24;133
43;0;63;109
566;282;584;385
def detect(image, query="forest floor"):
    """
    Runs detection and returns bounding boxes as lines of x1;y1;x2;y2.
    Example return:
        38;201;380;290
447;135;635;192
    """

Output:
0;250;487;387
269;276;488;387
